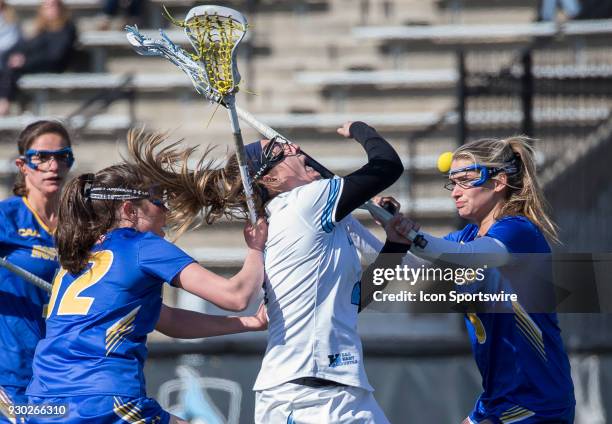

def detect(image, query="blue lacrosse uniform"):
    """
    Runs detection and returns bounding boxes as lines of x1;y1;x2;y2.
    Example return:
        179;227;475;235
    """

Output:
0;196;57;422
445;216;575;424
26;227;195;424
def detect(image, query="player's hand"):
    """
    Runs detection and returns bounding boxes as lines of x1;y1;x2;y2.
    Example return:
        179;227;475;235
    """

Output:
373;195;401;220
243;218;268;252
336;121;354;138
244;302;268;331
384;213;420;245
374;196;400;213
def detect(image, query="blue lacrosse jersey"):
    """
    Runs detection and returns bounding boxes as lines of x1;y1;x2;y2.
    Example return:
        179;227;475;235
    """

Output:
0;196;56;390
27;227;195;398
445;216;575;420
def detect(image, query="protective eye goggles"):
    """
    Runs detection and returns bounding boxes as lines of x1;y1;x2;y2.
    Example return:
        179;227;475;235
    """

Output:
23;147;75;170
252;137;300;180
444;158;519;191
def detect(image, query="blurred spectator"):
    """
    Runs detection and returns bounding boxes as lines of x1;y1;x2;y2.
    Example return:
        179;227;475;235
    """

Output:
97;0;143;30
0;0;76;116
0;0;22;69
538;0;582;21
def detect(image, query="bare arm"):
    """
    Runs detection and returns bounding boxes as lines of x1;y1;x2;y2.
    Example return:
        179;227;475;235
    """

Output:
174;219;267;312
156;303;267;338
175;249;264;312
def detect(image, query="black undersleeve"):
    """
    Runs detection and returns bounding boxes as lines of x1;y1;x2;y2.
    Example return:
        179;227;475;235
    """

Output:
334;122;404;222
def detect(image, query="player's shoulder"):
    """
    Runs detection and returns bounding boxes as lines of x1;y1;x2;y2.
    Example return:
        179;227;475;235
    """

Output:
97;229;175;263
488;215;549;253
294;177;338;195
0;195;24;214
0;196;25;225
444;223;478;242
100;227;151;249
290;177;341;204
264;178;343;220
491;215;539;234
135;230;179;254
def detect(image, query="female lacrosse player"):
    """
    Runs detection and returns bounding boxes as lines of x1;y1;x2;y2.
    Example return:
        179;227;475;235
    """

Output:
165;121;416;423
26;131;268;424
0;120;75;423
390;137;575;424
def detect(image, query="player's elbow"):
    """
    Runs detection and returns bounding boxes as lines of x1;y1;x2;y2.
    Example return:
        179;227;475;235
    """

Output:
386;159;404;183
369;158;404;186
233;293;251;312
222;295;249;312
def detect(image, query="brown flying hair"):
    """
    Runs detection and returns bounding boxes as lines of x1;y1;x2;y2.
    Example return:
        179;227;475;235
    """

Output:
124;128;266;231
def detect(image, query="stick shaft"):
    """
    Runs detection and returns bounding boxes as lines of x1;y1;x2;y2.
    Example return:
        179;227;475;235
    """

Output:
227;100;258;224
0;257;52;293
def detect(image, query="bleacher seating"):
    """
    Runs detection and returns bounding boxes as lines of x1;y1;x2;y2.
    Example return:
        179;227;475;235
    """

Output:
0;114;130;134
352;18;612;44
19;73;191;91
295;69;458;88
7;0;99;9
295;64;612;91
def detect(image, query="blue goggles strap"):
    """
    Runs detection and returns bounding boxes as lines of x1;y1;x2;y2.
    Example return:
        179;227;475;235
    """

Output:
23;147;75;169
449;157;519;187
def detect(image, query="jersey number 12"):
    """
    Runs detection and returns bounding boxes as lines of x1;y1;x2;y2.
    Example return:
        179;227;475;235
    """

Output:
47;250;114;317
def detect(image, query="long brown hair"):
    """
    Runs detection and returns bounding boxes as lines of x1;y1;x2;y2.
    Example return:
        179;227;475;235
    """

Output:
14;120;72;197
34;0;71;33
453;136;559;243
125;129;266;229
56;163;152;274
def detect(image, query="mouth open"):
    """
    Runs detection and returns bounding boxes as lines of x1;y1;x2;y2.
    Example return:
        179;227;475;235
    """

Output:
302;155;323;179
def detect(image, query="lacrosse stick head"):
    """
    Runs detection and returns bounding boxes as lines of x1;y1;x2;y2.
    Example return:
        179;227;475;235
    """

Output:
169;5;247;98
125;26;156;56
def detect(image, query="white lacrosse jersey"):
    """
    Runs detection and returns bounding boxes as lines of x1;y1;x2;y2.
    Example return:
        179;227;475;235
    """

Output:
253;178;374;392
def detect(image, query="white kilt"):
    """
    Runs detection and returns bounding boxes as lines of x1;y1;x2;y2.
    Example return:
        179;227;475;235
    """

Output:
255;382;390;424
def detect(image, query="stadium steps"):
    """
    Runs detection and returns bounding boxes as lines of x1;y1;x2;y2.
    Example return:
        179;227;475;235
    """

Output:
294;64;612;92
352;19;612;46
0;114;131;135
250;107;611;131
19;72;194;92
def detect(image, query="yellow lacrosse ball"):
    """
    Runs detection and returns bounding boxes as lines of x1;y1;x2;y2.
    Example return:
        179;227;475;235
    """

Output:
437;151;453;173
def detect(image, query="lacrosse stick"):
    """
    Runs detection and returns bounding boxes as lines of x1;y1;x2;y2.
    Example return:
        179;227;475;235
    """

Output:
163;6;256;224
0;257;52;293
125;22;426;247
